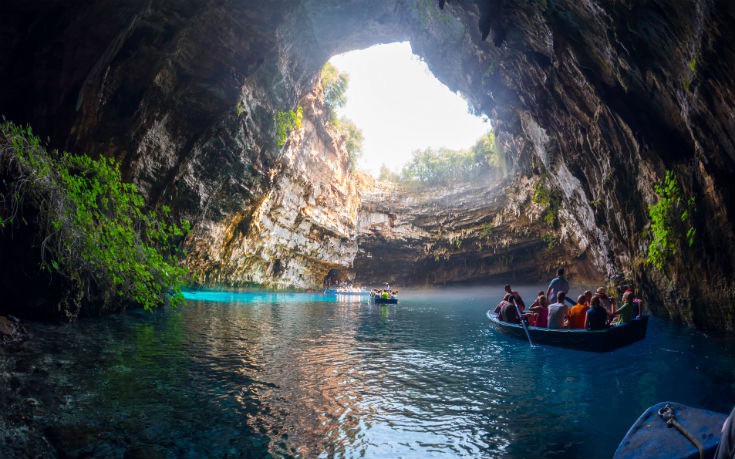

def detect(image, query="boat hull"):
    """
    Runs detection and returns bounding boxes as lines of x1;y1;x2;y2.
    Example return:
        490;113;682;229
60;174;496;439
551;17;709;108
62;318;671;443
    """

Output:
487;311;649;352
371;296;398;304
614;401;727;459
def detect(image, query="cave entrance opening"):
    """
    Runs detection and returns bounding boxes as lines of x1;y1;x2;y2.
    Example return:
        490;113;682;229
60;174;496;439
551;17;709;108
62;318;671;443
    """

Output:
326;41;495;181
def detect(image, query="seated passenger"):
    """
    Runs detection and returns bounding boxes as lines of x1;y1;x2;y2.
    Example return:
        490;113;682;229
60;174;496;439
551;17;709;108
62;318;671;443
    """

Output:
530;294;549;328
497;295;521;324
610;291;634;325
547;292;569;329
567;294;590;329
494;294;511;316
583;290;592;307
504;284;526;312
529;291;545;309
624;288;643;318
594;287;617;315
585;297;608;330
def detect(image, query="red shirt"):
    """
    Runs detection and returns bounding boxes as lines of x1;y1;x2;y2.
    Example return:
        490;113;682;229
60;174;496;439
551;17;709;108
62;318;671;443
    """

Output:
508;290;525;311
535;305;549;328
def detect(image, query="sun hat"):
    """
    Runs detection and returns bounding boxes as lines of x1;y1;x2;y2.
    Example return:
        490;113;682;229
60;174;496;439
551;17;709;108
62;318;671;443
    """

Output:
596;287;606;295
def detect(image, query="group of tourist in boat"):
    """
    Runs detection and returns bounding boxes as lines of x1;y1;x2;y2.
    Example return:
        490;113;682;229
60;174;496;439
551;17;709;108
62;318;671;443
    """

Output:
371;282;398;300
494;269;644;330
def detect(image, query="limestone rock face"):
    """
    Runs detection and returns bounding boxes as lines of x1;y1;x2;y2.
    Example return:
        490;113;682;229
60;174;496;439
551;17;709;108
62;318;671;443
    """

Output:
354;174;599;287
184;91;361;289
0;1;732;329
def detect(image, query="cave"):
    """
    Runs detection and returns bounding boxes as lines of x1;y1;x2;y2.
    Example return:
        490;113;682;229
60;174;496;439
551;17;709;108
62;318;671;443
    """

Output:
0;0;733;331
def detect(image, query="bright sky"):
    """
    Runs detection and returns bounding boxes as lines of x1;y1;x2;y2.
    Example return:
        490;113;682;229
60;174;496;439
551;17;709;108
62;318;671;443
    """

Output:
328;42;490;176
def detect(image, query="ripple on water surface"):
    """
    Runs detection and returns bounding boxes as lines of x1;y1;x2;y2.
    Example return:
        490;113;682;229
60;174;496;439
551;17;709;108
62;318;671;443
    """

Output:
3;286;733;458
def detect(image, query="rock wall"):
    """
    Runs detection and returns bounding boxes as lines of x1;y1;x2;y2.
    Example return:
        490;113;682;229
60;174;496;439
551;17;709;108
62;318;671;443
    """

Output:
184;90;362;289
354;173;600;287
0;0;732;329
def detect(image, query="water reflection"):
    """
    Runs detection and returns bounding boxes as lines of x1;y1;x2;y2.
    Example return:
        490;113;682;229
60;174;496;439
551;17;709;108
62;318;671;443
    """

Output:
2;286;733;458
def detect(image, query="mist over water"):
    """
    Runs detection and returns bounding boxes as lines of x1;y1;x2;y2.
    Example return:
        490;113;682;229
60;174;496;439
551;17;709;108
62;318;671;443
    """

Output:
7;286;734;458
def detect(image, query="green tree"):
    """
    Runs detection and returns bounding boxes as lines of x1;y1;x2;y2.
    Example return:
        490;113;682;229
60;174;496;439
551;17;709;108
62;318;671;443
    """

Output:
320;62;349;123
472;131;505;174
378;164;400;181
334;117;363;170
395;130;505;185
320;62;364;171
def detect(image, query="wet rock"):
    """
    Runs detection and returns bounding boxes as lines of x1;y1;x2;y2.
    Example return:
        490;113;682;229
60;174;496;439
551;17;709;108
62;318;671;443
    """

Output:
0;315;27;344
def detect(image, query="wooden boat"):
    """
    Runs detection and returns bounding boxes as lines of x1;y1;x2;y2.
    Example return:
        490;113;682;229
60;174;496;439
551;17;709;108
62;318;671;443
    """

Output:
614;401;727;459
371;293;398;304
486;310;649;352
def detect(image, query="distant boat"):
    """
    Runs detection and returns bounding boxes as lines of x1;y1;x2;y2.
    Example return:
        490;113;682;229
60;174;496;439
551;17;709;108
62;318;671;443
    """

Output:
486;310;649;352
614;401;727;459
324;287;369;296
370;292;398;304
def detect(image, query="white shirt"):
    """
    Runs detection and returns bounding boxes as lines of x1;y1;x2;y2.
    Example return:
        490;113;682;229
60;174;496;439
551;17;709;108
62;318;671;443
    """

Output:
547;302;568;329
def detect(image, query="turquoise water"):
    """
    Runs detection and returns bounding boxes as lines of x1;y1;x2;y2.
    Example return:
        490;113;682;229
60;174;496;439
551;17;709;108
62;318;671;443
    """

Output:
4;286;734;458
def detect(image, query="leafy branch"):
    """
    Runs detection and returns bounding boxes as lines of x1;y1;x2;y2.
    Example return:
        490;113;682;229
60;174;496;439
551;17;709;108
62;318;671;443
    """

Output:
0;121;189;318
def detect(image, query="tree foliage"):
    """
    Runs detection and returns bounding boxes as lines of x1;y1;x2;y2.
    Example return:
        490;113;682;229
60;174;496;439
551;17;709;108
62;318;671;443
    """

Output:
319;62;364;170
275;107;303;146
378;164;400;181
0;121;189;318
395;131;505;185
333;117;363;170
647;170;696;272
320;62;349;123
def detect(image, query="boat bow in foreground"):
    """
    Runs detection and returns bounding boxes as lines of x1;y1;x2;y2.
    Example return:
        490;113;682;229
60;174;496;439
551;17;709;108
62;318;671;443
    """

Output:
614;401;727;459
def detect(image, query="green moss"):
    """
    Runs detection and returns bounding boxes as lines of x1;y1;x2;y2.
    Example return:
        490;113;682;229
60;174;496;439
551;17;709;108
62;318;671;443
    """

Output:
646;170;696;272
532;173;562;227
688;57;697;73
274;107;303;146
684;56;698;91
482;63;496;85
235;101;245;117
0;121;189;317
542;234;559;249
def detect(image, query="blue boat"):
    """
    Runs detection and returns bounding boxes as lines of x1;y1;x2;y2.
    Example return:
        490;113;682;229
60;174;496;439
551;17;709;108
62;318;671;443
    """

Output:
614;401;727;459
486;310;649;352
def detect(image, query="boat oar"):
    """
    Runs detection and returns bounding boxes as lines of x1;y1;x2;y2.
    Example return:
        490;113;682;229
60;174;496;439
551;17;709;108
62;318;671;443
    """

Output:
512;301;535;348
